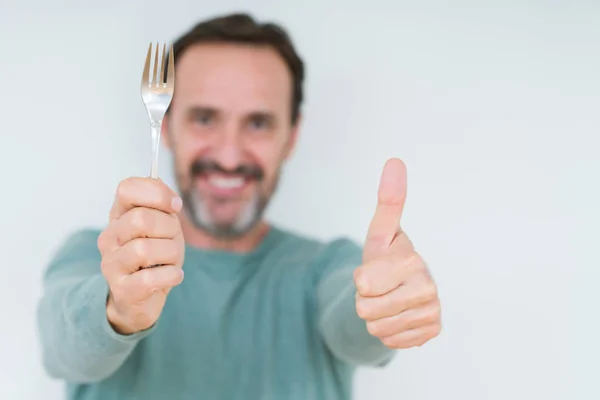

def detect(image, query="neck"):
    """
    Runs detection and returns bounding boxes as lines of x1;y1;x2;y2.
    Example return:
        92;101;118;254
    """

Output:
179;215;270;253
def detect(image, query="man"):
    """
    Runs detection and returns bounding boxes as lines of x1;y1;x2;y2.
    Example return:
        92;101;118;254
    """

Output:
36;12;441;400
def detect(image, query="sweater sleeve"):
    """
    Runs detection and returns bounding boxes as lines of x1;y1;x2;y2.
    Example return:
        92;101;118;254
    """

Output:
315;238;396;367
36;229;156;383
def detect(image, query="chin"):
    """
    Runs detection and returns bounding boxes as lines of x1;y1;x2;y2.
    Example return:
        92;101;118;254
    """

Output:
185;191;265;239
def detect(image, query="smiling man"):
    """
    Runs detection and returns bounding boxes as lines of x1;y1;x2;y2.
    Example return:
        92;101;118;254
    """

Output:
36;13;441;400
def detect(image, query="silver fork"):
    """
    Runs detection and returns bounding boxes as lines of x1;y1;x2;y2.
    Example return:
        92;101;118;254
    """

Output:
141;42;175;179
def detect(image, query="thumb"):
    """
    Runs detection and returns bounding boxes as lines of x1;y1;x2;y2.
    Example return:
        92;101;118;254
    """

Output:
363;158;407;261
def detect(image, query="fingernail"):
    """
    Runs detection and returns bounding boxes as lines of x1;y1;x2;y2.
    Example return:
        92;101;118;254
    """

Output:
171;196;183;212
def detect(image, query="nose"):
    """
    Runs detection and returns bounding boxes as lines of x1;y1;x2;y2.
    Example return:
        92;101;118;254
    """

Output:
212;127;244;171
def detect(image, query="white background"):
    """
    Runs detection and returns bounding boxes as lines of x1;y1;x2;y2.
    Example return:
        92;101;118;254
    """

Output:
1;1;598;399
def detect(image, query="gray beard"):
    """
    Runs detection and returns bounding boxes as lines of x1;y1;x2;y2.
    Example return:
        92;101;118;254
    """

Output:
181;185;267;239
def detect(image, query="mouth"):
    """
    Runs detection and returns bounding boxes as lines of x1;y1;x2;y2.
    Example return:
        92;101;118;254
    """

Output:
196;173;253;197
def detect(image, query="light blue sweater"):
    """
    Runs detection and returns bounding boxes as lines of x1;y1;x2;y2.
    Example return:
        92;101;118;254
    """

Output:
36;225;394;399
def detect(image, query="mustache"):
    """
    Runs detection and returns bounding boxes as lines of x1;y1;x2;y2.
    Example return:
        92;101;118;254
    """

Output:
190;159;264;181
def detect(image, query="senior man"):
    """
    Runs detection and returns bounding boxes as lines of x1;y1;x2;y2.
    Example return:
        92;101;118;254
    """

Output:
36;12;441;400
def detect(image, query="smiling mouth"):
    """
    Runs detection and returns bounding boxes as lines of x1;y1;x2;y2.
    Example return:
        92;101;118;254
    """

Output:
195;173;254;197
208;175;246;189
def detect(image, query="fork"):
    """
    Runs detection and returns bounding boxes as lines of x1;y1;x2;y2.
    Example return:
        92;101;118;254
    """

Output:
141;42;175;179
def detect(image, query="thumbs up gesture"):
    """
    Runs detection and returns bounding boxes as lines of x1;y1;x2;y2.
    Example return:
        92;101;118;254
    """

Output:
354;159;441;349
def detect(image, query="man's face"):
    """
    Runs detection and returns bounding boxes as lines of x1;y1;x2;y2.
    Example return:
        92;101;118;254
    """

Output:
163;43;298;239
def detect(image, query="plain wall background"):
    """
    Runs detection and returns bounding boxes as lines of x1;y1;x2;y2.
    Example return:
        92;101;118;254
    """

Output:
1;1;598;399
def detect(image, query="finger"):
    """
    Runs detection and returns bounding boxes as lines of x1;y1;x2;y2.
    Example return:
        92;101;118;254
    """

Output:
365;301;441;338
98;208;181;255
364;158;407;260
102;238;183;278
97;224;119;255
389;229;415;254
109;177;183;221
118;265;185;303
355;275;438;321
379;323;441;349
354;251;424;297
114;207;181;245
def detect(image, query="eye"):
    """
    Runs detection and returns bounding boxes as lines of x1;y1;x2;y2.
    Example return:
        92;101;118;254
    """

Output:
248;115;271;131
195;113;213;125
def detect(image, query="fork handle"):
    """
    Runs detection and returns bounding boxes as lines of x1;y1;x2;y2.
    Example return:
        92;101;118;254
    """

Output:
148;119;163;269
150;120;162;179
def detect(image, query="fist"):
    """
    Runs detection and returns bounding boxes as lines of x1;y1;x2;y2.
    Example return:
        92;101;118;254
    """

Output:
97;177;185;335
354;159;441;349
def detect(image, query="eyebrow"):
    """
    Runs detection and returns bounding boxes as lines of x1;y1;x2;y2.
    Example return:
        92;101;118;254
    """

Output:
245;111;277;124
187;106;219;118
187;106;278;124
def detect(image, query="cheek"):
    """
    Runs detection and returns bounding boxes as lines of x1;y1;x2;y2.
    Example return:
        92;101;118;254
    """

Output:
172;135;207;168
169;113;208;158
172;143;203;191
246;140;286;180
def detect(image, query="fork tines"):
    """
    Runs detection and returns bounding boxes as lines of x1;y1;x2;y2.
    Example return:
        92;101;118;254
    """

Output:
141;42;175;88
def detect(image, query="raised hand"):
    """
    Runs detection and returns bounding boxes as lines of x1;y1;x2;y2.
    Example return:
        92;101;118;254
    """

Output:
97;177;185;335
354;158;441;349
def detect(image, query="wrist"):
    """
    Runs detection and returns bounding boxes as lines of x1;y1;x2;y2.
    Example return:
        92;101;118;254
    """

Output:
106;292;137;335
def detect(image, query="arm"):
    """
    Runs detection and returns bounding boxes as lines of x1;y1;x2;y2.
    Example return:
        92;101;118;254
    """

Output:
316;239;396;367
36;229;154;383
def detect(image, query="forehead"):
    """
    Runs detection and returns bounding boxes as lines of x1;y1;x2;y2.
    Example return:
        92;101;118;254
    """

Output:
173;42;292;113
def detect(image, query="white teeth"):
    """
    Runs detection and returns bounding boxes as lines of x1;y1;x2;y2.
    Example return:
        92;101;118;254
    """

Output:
208;176;245;189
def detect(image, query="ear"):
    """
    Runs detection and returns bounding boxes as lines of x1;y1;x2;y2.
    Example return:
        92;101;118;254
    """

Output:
283;114;302;161
161;113;172;150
